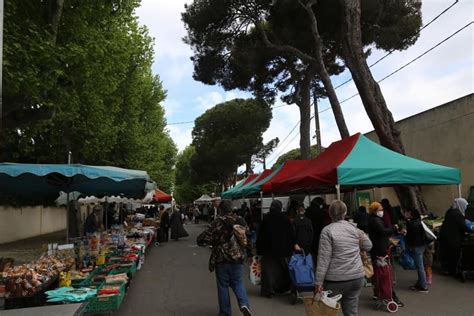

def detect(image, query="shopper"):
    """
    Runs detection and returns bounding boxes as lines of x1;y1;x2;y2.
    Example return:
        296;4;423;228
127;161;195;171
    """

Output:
197;200;252;316
367;202;402;306
353;206;369;234
256;200;295;298
439;198;469;275
315;200;372;316
293;206;313;255
170;208;189;241
404;208;428;293
160;206;170;242
85;206;101;234
305;197;331;260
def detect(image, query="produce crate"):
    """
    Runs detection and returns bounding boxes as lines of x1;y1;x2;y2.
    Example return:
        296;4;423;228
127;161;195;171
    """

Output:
84;282;125;313
109;262;137;278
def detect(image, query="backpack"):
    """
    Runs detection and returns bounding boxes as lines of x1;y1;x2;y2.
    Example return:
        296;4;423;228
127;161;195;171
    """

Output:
220;218;247;263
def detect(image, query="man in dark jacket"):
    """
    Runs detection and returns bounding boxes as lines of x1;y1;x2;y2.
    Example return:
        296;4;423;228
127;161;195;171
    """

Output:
353;206;369;234
85;206;100;234
293;206;313;255
305;197;330;259
159;205;170;242
197;200;252;316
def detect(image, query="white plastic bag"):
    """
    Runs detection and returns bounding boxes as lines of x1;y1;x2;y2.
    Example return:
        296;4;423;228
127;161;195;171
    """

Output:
249;256;261;286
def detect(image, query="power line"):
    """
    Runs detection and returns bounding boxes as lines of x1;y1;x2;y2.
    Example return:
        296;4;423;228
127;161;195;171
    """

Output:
322;21;473;111
333;0;460;90
166;120;194;126
264;20;472;167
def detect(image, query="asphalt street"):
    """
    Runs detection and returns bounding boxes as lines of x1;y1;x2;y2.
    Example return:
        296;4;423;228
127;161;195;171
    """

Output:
115;223;474;316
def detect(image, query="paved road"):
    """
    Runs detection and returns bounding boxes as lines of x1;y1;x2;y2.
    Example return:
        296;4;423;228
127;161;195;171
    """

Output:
116;224;474;316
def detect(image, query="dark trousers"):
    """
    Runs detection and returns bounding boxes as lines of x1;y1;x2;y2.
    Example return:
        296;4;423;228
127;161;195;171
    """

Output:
161;226;169;242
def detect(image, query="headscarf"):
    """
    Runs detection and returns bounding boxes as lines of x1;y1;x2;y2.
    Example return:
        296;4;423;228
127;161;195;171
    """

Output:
452;197;468;215
269;200;282;214
369;202;382;215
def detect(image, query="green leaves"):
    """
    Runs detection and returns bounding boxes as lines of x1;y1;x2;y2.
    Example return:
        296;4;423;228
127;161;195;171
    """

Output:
191;98;272;184
3;0;177;193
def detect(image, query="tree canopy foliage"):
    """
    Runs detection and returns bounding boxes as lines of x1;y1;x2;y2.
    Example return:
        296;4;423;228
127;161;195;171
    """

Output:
191;98;272;186
174;145;217;204
2;0;177;192
182;0;421;160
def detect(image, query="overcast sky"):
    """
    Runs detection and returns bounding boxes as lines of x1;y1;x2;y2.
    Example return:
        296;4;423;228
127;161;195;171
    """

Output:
136;0;473;171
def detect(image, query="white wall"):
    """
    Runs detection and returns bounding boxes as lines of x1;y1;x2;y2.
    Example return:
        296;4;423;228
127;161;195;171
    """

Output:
0;206;66;244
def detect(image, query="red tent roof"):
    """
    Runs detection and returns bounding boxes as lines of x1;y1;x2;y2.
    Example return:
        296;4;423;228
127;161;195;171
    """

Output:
242;174;259;185
271;134;360;193
153;189;172;202
260;160;311;193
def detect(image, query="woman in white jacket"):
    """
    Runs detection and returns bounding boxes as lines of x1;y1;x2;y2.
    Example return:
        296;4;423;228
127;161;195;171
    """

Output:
315;200;372;316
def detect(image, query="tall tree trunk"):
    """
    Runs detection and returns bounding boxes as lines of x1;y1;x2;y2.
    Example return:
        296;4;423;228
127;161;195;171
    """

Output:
296;67;313;160
48;0;65;43
338;0;426;213
299;0;350;139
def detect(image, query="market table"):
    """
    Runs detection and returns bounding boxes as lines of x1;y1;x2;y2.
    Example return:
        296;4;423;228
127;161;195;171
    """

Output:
0;302;85;316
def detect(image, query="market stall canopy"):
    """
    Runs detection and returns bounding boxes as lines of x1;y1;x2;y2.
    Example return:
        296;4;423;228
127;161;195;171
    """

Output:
153;189;172;202
221;174;259;199
240;160;312;197
272;133;461;193
194;194;213;204
225;169;274;199
0;163;151;203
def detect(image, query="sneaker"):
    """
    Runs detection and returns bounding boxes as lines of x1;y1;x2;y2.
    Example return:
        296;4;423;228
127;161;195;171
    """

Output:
417;287;429;293
410;285;428;293
372;295;378;300
240;305;252;316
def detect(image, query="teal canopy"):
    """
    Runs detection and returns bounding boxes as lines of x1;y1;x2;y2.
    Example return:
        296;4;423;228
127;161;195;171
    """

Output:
337;135;461;185
0;163;151;203
221;175;258;199
225;170;273;199
272;133;461;193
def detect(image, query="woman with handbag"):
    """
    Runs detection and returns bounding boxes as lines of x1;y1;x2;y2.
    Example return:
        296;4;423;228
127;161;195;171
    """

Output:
315;200;372;316
404;208;429;293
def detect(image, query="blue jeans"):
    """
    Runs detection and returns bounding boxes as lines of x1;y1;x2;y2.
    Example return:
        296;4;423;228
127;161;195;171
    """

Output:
215;263;249;316
411;246;427;289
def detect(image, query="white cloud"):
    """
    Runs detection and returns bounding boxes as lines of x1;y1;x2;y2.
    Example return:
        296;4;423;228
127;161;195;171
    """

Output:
136;0;192;61
195;90;248;111
167;125;193;152
162;99;182;117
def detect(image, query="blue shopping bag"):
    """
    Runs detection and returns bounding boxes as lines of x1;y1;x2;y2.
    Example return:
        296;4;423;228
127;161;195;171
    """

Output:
288;253;315;287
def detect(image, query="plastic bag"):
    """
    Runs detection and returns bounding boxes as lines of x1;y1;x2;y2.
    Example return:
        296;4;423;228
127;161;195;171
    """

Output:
249;256;261;286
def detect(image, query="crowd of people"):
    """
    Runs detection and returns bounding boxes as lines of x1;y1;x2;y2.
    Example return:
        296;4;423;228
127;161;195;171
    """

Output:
196;195;472;316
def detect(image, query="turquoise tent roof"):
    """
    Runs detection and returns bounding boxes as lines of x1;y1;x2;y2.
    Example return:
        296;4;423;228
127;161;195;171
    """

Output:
338;135;461;185
239;165;284;197
0;163;151;203
221;175;256;199
226;170;273;199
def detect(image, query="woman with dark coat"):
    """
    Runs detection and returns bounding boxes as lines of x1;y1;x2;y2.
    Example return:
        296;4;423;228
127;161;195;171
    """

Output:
367;202;403;305
170;209;189;241
256;200;296;298
439;198;469;275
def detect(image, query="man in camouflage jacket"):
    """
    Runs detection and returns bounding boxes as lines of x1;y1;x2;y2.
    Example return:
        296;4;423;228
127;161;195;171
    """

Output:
197;200;252;316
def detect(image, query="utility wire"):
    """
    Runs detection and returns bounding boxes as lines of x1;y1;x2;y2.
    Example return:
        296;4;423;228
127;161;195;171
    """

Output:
264;19;472;166
333;0;460;90
327;21;473;108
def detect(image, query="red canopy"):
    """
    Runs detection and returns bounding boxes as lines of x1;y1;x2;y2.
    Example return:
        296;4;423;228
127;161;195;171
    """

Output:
153;189;172;202
260;160;311;193
271;134;359;193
